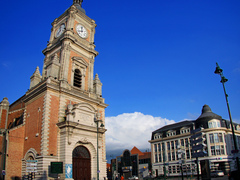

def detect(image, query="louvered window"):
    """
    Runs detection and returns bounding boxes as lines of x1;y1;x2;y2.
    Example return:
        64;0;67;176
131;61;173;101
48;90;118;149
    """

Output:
73;69;82;88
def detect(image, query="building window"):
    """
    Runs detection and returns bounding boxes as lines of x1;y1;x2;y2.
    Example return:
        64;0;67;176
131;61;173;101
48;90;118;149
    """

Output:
168;166;172;173
172;166;176;173
159;154;162;162
176;151;180;160
181;128;190;134
211;146;216;155
214;133;219;143
73;69;82;88
177;165;180;173
8;114;24;129
171;141;174;150
219;133;223;142
208;120;221;128
155;154;158;163
185;138;189;147
162;143;165;151
181;139;184;146
155;144;158;152
216;145;221;155
175;140;179;148
209;134;214;143
237;125;240;131
172;152;175;161
220;145;225;155
158;143;161;152
186;150;190;159
154;133;162;139
167;142;170;150
167;131;176;137
168;152;171;161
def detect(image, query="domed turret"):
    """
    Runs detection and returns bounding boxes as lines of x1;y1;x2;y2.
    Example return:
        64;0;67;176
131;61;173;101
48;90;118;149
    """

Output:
195;104;222;129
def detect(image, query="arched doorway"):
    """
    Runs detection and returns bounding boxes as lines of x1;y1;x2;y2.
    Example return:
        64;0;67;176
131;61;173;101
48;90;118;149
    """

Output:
72;145;91;180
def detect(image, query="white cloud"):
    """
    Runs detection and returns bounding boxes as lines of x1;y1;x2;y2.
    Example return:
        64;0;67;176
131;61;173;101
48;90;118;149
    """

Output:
105;112;175;151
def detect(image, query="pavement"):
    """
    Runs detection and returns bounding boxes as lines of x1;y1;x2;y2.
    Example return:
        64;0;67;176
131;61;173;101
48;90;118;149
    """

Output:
144;175;228;180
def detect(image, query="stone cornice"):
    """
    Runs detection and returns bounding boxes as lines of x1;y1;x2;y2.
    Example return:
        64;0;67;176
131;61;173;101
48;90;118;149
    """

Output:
42;34;98;57
24;78;108;108
57;121;106;134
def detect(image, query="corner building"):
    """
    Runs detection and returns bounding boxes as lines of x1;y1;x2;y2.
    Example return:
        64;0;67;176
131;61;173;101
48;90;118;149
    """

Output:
149;105;240;178
0;1;108;179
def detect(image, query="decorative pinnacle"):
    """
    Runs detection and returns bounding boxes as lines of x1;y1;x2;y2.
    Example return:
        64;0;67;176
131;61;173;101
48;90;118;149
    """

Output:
73;0;83;6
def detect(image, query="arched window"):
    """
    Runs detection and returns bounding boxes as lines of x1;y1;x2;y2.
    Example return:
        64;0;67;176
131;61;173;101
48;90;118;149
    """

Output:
208;120;221;128
73;69;82;88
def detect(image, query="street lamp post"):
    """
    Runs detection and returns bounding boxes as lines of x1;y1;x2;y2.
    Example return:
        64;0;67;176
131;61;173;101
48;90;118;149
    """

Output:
94;110;104;180
214;62;240;171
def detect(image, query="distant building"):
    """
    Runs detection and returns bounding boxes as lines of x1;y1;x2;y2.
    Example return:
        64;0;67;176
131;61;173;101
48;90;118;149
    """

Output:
113;147;151;179
149;104;240;178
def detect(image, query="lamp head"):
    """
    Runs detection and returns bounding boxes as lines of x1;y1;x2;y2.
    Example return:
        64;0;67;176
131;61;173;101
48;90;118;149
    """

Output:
220;76;228;83
214;64;223;75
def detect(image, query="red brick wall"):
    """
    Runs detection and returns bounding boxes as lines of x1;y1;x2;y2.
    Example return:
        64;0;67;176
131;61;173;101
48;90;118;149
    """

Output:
6;126;25;180
48;95;59;156
24;96;44;156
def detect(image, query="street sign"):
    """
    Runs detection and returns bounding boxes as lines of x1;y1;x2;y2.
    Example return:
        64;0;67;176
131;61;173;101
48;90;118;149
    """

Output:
191;127;207;158
190;132;205;139
191;137;205;145
192;151;207;158
26;170;37;173
26;160;38;173
178;149;185;153
192;144;207;151
26;160;38;163
26;163;37;166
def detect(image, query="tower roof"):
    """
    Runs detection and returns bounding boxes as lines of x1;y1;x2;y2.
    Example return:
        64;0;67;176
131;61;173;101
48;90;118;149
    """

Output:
73;0;86;14
196;104;222;120
131;146;144;156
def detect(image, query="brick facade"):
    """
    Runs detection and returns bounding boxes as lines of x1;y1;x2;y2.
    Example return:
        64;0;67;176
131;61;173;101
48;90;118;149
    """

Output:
0;1;107;180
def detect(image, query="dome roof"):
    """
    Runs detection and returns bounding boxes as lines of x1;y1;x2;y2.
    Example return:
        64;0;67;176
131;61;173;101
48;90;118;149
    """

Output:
196;104;222;121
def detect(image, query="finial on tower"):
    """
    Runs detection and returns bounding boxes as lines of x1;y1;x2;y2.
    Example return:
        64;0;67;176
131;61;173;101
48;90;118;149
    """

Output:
73;0;83;7
73;0;85;14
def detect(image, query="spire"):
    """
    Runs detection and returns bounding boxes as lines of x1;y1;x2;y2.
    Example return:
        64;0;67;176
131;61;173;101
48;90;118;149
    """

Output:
93;74;102;97
30;66;42;89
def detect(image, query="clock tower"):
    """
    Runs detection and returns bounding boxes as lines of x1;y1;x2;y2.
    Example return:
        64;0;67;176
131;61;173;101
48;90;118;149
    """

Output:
39;1;108;179
42;0;99;94
0;0;107;180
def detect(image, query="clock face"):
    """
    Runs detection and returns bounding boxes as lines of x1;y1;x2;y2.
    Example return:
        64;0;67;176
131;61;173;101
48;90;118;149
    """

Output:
76;24;88;38
55;24;65;38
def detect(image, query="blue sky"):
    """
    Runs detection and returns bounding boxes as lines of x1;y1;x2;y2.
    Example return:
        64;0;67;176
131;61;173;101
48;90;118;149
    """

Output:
1;0;240;160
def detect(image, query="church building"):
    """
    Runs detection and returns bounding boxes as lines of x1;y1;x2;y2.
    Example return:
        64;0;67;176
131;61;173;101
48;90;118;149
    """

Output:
0;0;108;179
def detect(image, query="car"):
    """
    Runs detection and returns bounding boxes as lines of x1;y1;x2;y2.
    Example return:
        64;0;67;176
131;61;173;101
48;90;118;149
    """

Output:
228;170;240;180
211;170;224;177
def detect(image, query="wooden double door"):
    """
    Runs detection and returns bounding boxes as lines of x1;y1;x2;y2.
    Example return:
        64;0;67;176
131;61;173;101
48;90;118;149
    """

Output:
73;146;91;180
